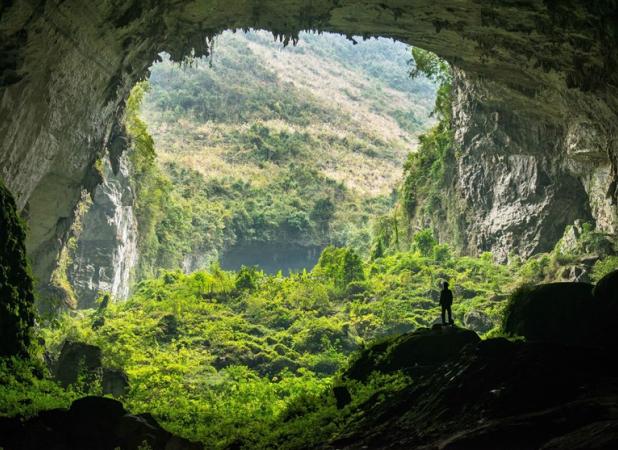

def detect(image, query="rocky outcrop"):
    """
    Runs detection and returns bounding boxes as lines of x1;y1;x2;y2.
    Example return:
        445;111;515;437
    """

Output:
1;1;617;289
343;325;480;381
503;273;618;348
53;340;129;397
54;341;103;388
594;269;618;304
0;396;202;450
67;152;138;308
327;336;618;449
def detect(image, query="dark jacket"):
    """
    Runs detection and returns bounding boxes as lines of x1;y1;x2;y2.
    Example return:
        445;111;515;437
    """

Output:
439;288;453;306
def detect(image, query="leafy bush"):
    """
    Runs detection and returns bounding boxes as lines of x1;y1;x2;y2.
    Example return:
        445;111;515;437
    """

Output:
592;256;618;282
0;357;75;417
412;229;437;257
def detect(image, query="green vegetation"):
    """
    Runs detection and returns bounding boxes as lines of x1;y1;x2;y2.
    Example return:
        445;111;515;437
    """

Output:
515;221;616;284
592;256;618;282
132;31;435;274
29;239;516;447
0;178;35;357
0;357;77;417
399;48;457;246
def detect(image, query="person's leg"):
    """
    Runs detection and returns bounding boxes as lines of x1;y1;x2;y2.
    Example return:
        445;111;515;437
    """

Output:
447;305;454;325
441;306;446;325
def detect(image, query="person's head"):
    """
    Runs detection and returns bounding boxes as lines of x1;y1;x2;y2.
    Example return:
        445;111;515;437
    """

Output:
443;281;449;289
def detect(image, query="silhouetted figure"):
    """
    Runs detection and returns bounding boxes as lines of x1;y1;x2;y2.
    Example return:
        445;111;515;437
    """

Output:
440;281;454;325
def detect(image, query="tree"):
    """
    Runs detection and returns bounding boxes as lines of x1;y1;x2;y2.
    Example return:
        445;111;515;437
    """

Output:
342;249;365;286
413;228;437;257
0;180;35;357
370;239;384;260
310;198;335;231
235;265;260;291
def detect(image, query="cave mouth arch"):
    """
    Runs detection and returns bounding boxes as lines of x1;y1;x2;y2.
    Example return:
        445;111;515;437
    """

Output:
1;1;616;294
86;28;438;293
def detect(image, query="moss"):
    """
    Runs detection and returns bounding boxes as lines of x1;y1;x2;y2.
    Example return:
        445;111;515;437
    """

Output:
46;191;92;311
0;179;36;357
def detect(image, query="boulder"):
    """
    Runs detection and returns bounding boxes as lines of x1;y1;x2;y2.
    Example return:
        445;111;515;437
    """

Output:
503;281;617;348
455;286;479;299
593;269;618;304
102;367;130;397
0;396;202;450
157;314;179;341
463;309;494;333
343;326;480;381
333;385;352;409
54;340;102;388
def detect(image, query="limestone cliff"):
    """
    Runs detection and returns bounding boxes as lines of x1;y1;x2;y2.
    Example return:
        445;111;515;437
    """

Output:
451;70;596;261
67;153;138;308
1;1;617;291
415;69;615;262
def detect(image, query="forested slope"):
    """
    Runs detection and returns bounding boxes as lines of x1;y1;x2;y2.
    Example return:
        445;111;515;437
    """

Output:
137;31;435;274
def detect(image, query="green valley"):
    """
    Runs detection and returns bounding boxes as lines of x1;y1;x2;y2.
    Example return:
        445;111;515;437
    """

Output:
134;31;435;276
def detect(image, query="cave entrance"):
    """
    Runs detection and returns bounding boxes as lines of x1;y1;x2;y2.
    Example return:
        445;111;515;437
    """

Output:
64;29;439;302
1;1;613;313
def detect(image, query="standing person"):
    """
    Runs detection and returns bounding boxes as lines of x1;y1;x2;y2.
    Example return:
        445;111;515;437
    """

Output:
439;281;454;325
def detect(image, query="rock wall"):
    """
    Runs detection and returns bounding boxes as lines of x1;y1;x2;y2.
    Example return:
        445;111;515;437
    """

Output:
1;1;617;290
450;70;595;261
67;152;138;308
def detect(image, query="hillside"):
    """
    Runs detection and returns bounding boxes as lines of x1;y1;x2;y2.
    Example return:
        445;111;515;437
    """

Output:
138;30;435;273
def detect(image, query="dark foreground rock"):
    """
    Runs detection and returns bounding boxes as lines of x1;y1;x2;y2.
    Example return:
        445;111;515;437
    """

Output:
53;340;129;396
503;274;618;348
343;325;480;382
54;340;103;387
325;280;618;449
328;337;618;449
593;269;618;304
0;396;202;450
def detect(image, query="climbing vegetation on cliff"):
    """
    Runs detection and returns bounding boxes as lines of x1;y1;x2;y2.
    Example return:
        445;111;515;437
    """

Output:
0;179;36;357
401;48;454;226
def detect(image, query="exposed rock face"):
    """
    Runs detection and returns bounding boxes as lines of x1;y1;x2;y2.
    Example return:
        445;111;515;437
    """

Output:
451;71;595;261
1;1;617;289
67;152;138;308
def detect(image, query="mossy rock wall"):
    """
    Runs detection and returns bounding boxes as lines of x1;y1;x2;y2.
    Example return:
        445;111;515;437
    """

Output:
0;180;35;356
